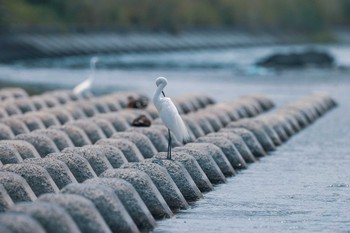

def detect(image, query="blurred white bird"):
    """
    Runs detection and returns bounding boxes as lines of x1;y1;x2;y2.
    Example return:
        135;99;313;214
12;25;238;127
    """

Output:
153;77;190;159
73;56;99;95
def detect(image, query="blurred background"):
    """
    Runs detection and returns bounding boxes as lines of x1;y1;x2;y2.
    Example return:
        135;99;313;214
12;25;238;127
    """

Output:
0;0;350;96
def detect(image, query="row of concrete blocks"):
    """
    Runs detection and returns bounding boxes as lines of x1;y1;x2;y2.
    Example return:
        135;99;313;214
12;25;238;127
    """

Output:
0;93;335;233
0;95;275;232
0;88;28;101
0;94;271;163
0;92;214;143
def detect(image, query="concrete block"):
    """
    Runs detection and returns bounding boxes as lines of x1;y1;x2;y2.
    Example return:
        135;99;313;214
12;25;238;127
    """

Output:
15;133;60;157
101;168;173;219
39;193;112;233
1;163;59;196
96;139;144;162
24;158;77;189
46;152;97;183
0;213;46;233
61;183;139;233
0;171;37;202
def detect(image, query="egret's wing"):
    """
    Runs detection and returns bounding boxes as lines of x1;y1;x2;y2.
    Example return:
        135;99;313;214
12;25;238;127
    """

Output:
159;98;190;142
73;78;92;95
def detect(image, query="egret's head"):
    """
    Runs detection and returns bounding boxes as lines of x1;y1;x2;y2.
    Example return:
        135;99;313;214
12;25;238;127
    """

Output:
156;77;167;87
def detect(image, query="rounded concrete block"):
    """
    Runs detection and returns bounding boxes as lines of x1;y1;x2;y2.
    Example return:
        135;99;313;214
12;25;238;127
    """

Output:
0;140;40;160
221;128;267;158
112;132;157;159
14;99;35;113
2;118;30;135
182;117;205;139
61;183;139;233
96;139;144;162
50;125;92;147
75;102;99;117
2;103;22;116
227;121;276;152
69;120;106;144
195;137;247;170
255;119;282;146
101;168;173;219
185;143;235;177
24;158;77;189
39;193;112;233
188;115;215;134
15;116;46;131
90;100;110;114
0;184;14;212
15;133;60;157
0;124;15;140
202;113;223;132
206;132;257;163
0;144;23;164
26;112;61;128
127;127;168;152
91;118;116;138
154;152;213;192
0;171;37;202
62;147;113;176
31;97;48;110
98;114;130;131
10;201;81;233
88;145;128;168
84;178;156;231
173;147;226;184
33;129;75;151
147;159;203;202
64;104;87;120
1;163;59;196
0;224;12;233
47;152;97;183
151;125;183;147
121;162;189;210
99;97;122;112
0;213;46;233
46;108;74;124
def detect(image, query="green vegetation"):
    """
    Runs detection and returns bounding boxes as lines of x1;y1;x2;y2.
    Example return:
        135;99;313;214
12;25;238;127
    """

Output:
1;0;350;33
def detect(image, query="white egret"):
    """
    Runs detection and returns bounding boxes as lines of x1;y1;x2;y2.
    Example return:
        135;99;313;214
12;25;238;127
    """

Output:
73;56;99;95
153;77;190;159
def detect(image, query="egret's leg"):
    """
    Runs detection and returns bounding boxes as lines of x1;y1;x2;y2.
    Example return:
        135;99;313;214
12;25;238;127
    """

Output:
167;129;172;160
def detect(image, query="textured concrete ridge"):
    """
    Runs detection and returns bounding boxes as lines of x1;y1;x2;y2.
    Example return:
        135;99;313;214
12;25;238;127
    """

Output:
0;90;336;233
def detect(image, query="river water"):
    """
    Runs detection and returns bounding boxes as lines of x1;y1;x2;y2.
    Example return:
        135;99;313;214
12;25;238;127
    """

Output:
0;44;350;232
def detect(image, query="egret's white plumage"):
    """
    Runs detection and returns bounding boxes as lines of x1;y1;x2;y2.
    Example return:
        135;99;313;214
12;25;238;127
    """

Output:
73;57;99;95
153;77;190;144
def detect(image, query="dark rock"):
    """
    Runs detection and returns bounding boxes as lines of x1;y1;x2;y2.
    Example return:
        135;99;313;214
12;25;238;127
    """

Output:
96;139;144;162
131;115;152;127
154;152;213;192
15;133;60;157
39;193;112;233
0;213;46;233
1;163;59;196
101;168;173;219
24;158;77;189
62;146;113;176
10;201;81;233
0;171;37;202
84;178;156;231
256;49;334;68
147;158;203;202
121;162;189;210
62;183;139;233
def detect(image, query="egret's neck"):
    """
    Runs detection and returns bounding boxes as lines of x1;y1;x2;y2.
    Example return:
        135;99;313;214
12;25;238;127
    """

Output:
153;82;166;108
